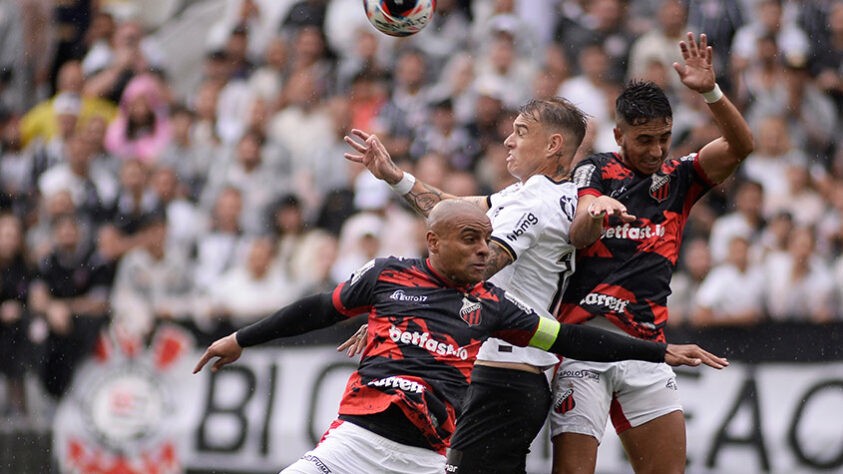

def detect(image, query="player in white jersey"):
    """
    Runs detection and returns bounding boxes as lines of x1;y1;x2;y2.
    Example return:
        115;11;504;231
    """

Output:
343;97;589;473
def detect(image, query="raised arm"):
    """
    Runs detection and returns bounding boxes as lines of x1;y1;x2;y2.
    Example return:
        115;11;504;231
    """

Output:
194;292;344;373
344;129;488;217
673;32;754;184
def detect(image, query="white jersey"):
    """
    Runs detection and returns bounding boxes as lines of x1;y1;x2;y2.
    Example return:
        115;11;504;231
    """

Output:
476;174;577;368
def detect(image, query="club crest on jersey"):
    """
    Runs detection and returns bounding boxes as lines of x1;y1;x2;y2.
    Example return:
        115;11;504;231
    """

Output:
649;173;671;202
553;387;576;415
459;297;482;326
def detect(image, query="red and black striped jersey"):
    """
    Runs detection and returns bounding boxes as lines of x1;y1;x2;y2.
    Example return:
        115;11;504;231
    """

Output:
558;152;715;341
330;256;547;453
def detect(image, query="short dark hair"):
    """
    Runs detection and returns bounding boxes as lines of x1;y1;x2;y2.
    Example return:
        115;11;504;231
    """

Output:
518;97;588;154
616;80;672;126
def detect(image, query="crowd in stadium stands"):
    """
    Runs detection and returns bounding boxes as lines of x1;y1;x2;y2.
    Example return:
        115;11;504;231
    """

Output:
0;0;840;424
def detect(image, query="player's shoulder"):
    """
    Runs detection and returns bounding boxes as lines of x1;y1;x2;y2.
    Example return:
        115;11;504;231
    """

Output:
576;152;617;169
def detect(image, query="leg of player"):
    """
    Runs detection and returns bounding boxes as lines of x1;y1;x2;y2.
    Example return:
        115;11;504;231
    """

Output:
551;433;599;474
618;411;686;474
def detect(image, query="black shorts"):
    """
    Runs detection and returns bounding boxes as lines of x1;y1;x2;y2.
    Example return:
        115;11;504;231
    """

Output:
445;364;552;474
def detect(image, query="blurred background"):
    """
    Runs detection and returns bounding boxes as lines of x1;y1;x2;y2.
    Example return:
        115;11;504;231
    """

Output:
0;0;841;472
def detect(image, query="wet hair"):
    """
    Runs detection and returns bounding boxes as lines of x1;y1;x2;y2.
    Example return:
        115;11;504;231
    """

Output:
616;80;672;126
518;97;588;153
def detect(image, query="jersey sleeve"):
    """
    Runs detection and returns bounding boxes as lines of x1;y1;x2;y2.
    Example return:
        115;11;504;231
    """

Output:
489;291;553;347
677;152;715;205
572;158;606;198
488;198;545;261
331;258;388;317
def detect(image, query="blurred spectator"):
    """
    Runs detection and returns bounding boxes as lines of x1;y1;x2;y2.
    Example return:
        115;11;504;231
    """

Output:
150;166;204;252
110;209;193;338
740;115;806;217
50;0;95;84
20;61;116;149
38;133;118;225
286;25;335;94
0;114;37;217
223;25;256;80
765;162;824;228
809;1;843;116
202;130;282;234
193;187;249;293
757;210;794;260
82;19;165;102
288;229;338;294
627;0;686;93
475;29;535;110
268;69;334;171
157;104;214;199
335;28;390;94
410;98;479;170
686;0;744;91
464;76;507;157
282;0;328;30
269;194;307;273
0;214;34;418
331;211;384;284
373;49;433;159
692;236;764;327
408;0;471;76
558;43;616;152
668;238;712;326
763;226;835;322
248;35;289;102
709;180;765;264
818;182;843;258
29;215;109;398
205;236;301;329
104;74;171;164
730;0;809;76
111;159;157;235
752;55;838;162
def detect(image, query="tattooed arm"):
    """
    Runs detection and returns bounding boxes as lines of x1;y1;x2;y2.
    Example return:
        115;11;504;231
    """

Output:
483;241;514;279
344;129;489;217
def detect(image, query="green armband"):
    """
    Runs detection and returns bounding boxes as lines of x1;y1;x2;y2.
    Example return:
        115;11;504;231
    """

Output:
528;317;560;351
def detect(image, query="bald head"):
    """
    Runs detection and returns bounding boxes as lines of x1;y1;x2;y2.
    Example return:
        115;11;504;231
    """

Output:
426;200;492;287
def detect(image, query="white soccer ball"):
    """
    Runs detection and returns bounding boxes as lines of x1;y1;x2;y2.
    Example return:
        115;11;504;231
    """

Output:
363;0;436;37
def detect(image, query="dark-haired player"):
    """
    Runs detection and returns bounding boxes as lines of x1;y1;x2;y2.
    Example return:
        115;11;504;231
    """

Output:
550;33;754;474
195;200;726;474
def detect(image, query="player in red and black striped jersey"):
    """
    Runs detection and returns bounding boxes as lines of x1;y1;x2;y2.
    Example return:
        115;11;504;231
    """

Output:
550;33;754;474
195;200;726;474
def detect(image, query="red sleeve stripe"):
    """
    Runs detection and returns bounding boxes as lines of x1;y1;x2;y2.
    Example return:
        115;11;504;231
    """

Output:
692;152;717;187
578;188;602;198
331;282;372;318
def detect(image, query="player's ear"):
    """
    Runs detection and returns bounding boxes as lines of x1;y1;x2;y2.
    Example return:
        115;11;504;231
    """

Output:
426;230;439;254
547;133;564;157
613;126;623;147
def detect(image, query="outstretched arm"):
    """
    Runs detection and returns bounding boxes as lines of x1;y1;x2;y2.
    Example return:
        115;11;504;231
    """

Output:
344;129;488;217
512;318;728;369
194;292;344;373
673;32;754;184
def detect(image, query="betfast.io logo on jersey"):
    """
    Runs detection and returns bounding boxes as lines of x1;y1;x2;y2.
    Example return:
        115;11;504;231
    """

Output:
389;325;470;360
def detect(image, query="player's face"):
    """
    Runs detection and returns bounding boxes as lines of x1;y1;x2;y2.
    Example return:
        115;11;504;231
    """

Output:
615;118;672;175
430;216;492;286
503;114;551;181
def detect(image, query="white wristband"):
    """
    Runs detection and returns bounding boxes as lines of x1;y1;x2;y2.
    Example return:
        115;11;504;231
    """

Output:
701;83;724;104
389;172;416;195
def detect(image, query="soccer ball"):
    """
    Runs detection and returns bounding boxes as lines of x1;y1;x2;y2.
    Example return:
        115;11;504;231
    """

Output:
363;0;436;37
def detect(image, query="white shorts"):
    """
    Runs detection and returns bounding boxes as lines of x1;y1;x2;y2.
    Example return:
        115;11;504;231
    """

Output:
281;419;446;474
548;358;682;442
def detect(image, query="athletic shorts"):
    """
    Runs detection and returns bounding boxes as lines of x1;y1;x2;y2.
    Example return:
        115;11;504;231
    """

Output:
548;358;682;442
281;420;446;474
445;365;552;474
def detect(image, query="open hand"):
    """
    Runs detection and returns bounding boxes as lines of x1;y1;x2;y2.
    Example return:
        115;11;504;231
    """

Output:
664;343;728;369
589;195;636;222
673;32;717;94
193;333;243;373
343;129;404;184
